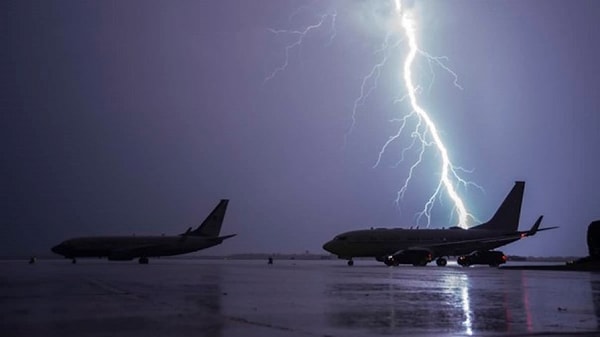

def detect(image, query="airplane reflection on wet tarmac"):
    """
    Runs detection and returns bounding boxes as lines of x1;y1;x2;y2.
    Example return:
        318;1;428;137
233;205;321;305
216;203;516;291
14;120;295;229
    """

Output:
326;266;600;335
3;260;600;337
324;267;600;335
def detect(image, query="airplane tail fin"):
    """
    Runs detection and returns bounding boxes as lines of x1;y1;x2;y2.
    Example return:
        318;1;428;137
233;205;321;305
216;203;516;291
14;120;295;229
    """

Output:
473;181;525;232
187;199;229;237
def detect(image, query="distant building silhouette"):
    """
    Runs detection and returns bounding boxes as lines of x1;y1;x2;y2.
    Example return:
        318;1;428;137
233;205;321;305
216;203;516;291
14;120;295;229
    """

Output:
588;220;600;259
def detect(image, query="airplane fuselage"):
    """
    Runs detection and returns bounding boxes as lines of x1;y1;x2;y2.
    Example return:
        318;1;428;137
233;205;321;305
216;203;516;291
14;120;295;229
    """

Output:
51;199;235;263
323;227;520;260
52;235;224;261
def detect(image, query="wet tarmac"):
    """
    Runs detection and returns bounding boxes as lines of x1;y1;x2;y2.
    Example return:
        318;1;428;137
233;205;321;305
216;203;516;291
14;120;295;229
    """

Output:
1;259;599;337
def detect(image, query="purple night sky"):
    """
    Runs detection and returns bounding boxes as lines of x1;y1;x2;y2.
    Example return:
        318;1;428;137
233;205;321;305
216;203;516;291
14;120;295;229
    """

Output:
2;0;600;257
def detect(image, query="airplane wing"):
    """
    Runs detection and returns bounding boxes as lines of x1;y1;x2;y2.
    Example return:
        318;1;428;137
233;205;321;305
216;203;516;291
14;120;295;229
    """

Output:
523;216;559;237
392;235;518;259
204;234;237;245
108;244;172;260
216;234;237;241
414;235;521;257
397;216;557;258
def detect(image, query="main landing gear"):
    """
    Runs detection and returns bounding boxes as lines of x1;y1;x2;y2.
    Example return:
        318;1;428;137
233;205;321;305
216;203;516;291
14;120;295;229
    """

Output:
347;259;354;266
436;257;447;267
138;257;149;264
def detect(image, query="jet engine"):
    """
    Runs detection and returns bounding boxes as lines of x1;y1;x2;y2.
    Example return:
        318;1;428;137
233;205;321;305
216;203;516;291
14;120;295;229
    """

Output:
457;250;507;267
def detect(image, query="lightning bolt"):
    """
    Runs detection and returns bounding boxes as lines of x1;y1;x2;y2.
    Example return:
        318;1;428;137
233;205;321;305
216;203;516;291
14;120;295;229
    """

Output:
344;32;402;147
365;0;478;229
263;11;337;84
266;1;481;229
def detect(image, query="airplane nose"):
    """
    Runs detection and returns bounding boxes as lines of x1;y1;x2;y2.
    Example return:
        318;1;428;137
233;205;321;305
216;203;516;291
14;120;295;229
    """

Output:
323;240;336;254
51;244;65;255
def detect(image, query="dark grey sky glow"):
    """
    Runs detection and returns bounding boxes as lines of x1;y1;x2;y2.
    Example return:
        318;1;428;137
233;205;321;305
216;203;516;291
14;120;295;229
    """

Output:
2;0;600;257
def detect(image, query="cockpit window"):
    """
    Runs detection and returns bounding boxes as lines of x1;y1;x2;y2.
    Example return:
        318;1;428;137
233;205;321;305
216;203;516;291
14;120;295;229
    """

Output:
335;235;348;241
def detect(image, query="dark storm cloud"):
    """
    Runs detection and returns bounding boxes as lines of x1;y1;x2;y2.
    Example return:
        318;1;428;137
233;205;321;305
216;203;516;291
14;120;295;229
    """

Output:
2;0;600;257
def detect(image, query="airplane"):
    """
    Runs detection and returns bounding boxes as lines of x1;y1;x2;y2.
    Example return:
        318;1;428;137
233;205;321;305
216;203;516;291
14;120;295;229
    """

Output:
322;181;558;267
51;199;236;264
